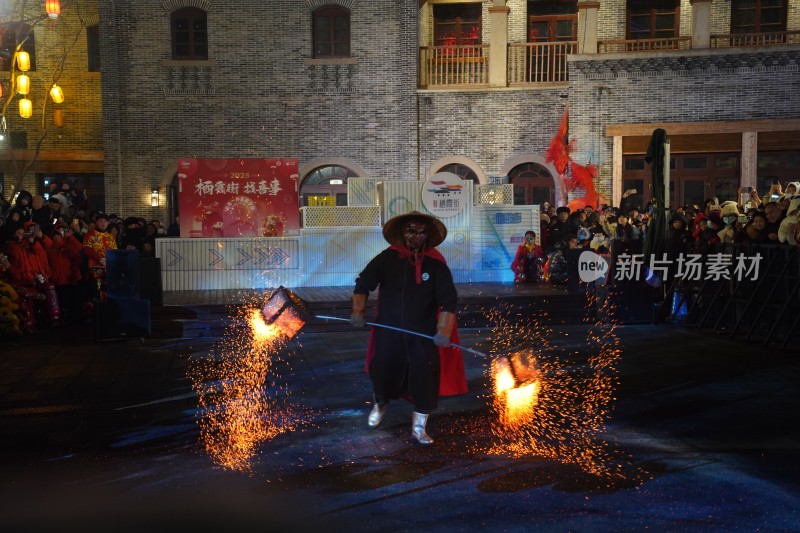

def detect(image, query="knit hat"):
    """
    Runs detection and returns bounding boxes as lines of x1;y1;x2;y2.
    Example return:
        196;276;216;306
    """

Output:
23;221;38;232
556;206;570;215
382;211;447;248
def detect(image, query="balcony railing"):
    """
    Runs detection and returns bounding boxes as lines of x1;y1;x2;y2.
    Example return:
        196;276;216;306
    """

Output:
598;36;692;54
508;41;576;85
419;44;489;88
711;30;800;48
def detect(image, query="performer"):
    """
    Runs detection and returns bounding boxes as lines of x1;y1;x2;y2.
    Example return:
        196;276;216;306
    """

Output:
350;211;467;444
510;230;545;284
82;213;117;307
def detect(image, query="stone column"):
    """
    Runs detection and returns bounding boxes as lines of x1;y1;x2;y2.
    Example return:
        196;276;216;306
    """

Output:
612;136;623;208
741;132;758;191
577;2;599;54
691;0;712;49
488;1;509;88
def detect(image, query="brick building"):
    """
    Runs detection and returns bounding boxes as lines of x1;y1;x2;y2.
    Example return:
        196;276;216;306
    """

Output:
2;0;799;221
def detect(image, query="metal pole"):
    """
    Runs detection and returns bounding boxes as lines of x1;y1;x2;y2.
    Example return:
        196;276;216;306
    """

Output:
664;139;671;237
663;139;671;209
315;314;488;358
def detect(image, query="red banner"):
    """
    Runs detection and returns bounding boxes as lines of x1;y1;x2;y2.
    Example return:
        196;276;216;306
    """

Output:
177;158;299;238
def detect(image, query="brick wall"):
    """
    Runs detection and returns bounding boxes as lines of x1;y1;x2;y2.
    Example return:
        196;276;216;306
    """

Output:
569;49;800;197
1;4;102;194
100;0;418;219
98;0;800;221
418;89;566;179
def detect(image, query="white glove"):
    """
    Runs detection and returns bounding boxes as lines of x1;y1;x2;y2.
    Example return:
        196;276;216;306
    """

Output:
433;332;450;348
349;314;366;328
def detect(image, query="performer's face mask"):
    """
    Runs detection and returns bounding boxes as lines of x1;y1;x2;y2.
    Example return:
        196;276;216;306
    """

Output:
403;221;428;251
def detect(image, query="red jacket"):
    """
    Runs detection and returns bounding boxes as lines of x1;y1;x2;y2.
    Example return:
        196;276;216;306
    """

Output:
5;238;52;285
45;234;83;285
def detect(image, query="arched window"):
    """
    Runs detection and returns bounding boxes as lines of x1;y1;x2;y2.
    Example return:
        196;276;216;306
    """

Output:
312;5;351;58
1;23;36;71
301;165;358;206
171;7;208;60
438;163;479;184
509;162;555;206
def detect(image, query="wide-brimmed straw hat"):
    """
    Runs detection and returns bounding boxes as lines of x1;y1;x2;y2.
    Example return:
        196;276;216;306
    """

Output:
382;211;447;248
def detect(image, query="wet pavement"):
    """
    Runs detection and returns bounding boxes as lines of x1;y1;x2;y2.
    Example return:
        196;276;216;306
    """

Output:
1;288;798;532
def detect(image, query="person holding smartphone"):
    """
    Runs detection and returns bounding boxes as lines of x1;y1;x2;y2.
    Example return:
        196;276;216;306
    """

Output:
763;179;783;204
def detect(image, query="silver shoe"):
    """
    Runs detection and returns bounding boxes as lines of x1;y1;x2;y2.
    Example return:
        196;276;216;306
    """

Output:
411;411;433;444
368;402;388;427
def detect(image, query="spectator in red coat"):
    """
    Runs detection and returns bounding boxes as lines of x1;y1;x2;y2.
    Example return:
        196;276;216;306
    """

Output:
46;222;83;324
3;223;61;331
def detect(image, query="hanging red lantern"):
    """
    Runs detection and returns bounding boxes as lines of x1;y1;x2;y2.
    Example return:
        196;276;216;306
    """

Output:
46;0;61;20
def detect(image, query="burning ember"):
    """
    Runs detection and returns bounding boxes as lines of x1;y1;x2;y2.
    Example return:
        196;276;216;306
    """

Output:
492;350;540;430
188;288;311;472
483;302;625;478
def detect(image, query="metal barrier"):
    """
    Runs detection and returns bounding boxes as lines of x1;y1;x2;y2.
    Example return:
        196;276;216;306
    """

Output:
655;243;800;348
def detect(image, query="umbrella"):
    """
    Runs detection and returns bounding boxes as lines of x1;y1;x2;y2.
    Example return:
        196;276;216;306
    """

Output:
643;128;670;267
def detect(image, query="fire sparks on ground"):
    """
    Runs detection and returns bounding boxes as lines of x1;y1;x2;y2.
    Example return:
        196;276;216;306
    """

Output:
483;298;625;478
188;293;305;472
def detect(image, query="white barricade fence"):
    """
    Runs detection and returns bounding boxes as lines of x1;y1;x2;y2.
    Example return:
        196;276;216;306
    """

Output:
347;177;379;206
471;205;540;283
381;180;425;222
439;227;471;283
301;227;385;287
156;194;541;291
155;237;301;290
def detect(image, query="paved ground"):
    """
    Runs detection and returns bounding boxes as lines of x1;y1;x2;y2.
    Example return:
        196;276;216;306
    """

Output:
0;286;798;532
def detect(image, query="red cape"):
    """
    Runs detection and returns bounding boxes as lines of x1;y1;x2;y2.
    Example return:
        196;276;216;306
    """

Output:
364;245;468;397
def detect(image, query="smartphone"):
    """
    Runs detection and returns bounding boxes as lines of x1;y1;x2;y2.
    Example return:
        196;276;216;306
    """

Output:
772;178;780;186
629;189;637;194
770;193;780;201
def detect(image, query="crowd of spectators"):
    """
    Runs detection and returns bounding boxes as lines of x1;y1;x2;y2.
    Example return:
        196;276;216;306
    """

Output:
525;181;800;285
0;183;178;336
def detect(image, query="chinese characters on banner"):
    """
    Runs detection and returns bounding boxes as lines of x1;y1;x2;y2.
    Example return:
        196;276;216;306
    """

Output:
614;253;762;282
177;158;299;238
